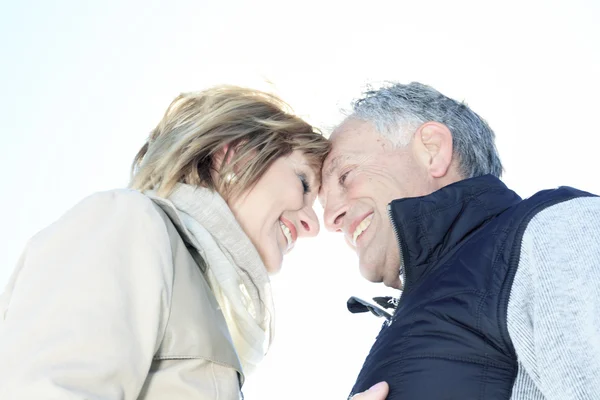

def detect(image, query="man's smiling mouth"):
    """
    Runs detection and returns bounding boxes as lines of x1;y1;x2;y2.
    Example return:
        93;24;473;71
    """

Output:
352;213;374;245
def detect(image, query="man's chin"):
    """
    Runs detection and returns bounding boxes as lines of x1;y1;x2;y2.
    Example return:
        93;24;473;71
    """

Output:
358;262;402;289
358;263;383;284
383;274;403;289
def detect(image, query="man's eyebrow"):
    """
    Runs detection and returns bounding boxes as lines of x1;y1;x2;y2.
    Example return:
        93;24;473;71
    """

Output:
323;155;348;179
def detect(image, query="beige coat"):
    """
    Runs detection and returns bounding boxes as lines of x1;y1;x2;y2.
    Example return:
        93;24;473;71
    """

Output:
0;189;249;399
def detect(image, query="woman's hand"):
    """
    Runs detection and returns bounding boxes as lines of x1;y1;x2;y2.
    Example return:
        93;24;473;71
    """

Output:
350;382;388;400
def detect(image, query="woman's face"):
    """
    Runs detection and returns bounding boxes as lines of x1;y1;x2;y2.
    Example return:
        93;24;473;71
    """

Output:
228;150;320;274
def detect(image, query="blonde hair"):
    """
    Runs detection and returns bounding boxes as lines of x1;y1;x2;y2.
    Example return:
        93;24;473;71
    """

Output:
130;85;330;199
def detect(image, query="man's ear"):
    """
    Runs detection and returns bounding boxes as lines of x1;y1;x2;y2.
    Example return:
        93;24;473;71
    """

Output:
415;122;453;178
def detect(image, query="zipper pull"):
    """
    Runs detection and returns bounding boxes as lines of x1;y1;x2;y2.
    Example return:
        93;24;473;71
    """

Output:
347;296;393;320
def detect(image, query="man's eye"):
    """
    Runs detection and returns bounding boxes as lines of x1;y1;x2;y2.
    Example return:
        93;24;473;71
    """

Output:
339;170;351;185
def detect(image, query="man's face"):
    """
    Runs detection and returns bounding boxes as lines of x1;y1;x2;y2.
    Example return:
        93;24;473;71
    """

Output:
319;118;436;288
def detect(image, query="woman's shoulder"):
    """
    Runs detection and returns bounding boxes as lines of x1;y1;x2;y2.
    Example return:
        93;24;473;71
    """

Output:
80;188;155;208
31;189;171;250
72;188;166;224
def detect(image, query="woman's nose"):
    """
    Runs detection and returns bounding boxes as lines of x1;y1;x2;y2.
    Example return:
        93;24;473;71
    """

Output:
296;205;320;238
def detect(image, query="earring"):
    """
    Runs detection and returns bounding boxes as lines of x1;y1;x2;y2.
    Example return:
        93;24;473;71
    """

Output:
224;172;237;184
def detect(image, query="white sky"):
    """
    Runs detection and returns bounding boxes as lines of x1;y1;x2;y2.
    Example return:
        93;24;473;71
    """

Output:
1;1;599;399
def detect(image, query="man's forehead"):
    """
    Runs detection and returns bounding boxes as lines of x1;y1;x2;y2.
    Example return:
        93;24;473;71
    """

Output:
320;118;376;180
318;154;341;201
332;117;374;136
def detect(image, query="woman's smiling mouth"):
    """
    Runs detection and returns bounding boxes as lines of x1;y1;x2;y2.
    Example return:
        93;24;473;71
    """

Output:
279;217;297;251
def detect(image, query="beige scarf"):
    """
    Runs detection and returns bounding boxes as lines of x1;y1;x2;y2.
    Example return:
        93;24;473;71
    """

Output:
149;184;274;374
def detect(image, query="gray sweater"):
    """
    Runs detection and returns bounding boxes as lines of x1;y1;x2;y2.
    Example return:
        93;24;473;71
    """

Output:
508;197;600;399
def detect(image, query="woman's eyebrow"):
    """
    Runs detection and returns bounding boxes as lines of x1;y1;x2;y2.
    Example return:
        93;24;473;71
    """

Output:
303;169;318;190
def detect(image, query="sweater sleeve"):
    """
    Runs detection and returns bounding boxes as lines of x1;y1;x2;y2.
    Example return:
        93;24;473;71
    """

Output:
0;190;174;399
507;196;600;399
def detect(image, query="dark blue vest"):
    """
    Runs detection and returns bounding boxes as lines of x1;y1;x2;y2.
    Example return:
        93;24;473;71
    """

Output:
350;175;594;400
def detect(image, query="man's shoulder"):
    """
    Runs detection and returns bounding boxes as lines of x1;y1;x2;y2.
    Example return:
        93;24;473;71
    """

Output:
526;184;597;207
500;189;600;272
526;194;600;232
509;185;598;233
518;195;600;258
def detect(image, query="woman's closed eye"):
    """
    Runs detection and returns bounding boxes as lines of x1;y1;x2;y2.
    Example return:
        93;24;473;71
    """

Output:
299;173;310;194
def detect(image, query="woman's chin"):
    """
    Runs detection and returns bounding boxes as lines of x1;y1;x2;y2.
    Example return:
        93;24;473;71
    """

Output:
265;263;282;275
262;252;284;275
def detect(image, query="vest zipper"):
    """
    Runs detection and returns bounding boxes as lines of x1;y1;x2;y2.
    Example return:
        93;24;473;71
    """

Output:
388;204;406;286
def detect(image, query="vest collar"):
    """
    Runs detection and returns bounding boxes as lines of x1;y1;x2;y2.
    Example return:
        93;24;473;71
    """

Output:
389;175;521;287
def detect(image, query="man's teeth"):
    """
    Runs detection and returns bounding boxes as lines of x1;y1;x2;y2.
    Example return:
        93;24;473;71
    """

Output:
280;221;293;247
352;214;374;245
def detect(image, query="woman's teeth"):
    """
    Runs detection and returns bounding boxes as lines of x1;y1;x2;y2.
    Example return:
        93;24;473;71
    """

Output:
352;214;374;245
280;221;293;248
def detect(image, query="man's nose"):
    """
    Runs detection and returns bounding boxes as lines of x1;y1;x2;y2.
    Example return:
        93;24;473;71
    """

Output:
322;193;347;233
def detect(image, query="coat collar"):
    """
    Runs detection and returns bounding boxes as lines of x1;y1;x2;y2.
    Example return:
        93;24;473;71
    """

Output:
145;184;274;375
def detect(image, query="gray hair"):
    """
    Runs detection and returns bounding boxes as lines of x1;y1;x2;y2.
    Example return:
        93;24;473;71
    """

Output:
350;82;503;178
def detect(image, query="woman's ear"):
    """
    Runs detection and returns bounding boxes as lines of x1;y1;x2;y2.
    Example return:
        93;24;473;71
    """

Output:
214;143;237;172
210;144;238;193
415;122;454;178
